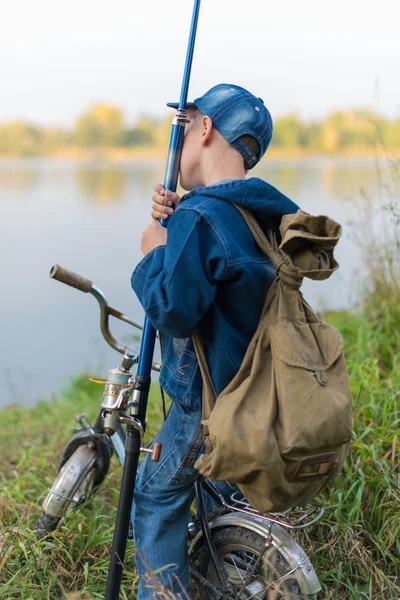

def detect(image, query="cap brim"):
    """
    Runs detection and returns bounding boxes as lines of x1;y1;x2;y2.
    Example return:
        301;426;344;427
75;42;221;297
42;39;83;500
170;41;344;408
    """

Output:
166;102;197;109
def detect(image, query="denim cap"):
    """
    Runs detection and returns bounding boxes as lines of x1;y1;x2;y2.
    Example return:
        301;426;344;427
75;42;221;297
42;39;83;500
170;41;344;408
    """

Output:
167;83;273;169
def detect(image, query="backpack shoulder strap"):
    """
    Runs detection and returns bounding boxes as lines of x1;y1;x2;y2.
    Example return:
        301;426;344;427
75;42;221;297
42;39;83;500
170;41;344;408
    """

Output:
192;204;283;422
233;203;284;272
192;325;217;422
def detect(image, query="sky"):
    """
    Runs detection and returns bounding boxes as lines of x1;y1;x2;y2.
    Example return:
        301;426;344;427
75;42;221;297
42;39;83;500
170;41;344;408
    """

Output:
1;0;400;127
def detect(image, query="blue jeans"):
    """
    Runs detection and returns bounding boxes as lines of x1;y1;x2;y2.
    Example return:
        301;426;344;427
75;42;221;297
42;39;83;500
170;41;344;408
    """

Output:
118;399;233;600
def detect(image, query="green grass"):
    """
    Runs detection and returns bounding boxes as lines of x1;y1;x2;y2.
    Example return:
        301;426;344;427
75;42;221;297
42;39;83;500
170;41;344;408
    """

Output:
297;308;400;599
0;378;165;599
0;307;399;599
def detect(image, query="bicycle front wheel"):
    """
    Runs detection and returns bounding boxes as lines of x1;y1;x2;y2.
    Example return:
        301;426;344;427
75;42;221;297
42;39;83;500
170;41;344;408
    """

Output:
35;433;112;539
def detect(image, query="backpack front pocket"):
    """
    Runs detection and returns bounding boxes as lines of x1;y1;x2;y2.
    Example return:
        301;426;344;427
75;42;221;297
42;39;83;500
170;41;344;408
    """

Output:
269;320;353;456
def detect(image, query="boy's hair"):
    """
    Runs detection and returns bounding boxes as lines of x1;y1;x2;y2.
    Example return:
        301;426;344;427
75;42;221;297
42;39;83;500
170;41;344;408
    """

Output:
187;107;260;171
187;106;204;126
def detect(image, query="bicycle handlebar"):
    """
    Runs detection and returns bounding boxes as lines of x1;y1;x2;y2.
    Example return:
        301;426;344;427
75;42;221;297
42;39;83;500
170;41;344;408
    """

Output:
49;264;161;371
50;264;93;293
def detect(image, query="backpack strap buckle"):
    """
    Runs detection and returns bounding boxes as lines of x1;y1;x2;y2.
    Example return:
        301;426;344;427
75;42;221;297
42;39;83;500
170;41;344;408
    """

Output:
289;453;337;482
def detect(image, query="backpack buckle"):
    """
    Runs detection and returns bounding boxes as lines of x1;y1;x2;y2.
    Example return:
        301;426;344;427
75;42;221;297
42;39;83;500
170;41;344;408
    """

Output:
289;453;337;482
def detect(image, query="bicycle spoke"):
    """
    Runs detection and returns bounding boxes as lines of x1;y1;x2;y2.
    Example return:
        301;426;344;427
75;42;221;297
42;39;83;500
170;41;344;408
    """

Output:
229;553;247;584
235;544;269;598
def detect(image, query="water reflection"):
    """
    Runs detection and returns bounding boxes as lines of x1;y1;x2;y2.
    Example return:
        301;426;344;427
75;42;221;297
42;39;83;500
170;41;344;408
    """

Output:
131;164;165;190
76;167;128;204
0;157;395;408
256;158;385;204
0;167;39;195
256;164;302;198
322;163;381;200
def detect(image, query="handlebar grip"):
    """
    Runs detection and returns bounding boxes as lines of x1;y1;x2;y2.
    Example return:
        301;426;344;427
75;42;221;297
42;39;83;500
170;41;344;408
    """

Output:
50;264;93;293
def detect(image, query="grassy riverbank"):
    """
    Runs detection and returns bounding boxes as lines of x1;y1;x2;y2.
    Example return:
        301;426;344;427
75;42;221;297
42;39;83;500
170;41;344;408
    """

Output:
0;299;399;599
0;378;165;599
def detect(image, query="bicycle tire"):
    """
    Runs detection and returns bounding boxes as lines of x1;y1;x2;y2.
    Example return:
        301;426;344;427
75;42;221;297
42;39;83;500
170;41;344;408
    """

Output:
195;525;318;600
59;430;113;489
35;434;112;540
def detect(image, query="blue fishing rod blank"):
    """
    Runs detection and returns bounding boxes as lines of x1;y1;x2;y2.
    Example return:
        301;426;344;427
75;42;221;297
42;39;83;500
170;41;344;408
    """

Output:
105;2;201;598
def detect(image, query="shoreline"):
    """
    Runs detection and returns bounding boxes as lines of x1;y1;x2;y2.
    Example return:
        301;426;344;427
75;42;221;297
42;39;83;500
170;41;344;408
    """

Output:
0;146;399;163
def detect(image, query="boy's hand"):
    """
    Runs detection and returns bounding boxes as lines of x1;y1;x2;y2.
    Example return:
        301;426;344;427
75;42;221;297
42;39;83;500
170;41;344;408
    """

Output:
141;220;168;256
152;183;180;220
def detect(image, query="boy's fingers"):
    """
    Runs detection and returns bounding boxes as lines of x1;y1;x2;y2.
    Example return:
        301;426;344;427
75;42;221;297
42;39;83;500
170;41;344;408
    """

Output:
152;184;179;207
151;209;165;220
153;183;164;194
151;184;179;222
164;189;179;206
152;203;173;220
152;192;173;207
151;210;170;221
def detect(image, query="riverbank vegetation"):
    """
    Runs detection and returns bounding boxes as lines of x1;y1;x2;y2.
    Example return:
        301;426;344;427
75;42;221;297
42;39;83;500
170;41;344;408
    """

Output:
1;104;400;158
0;172;399;598
1;295;398;598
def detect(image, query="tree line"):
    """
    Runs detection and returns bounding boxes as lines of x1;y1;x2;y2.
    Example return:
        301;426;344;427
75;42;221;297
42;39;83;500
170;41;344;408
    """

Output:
1;104;400;156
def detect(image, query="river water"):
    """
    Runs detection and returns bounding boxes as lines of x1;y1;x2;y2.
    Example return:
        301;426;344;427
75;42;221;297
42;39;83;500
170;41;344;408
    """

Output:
0;157;394;407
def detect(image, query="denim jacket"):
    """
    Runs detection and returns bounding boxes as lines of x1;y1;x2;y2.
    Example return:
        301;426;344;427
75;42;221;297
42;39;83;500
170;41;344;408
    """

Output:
131;177;299;408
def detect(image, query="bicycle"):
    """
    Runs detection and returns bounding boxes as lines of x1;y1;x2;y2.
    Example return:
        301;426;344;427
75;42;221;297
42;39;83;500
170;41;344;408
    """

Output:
35;264;323;599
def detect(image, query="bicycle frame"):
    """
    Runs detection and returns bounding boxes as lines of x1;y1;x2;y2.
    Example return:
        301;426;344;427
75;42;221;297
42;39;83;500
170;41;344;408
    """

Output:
48;266;234;595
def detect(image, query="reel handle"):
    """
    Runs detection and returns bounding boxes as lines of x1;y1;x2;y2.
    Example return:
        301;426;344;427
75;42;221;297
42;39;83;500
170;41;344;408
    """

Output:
151;443;162;462
140;442;163;462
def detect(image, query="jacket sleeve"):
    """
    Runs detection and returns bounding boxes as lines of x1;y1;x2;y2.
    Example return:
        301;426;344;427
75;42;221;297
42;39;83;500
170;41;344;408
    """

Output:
131;207;228;338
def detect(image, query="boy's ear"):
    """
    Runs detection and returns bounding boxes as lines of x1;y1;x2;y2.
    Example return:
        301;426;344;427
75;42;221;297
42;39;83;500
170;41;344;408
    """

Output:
200;116;214;145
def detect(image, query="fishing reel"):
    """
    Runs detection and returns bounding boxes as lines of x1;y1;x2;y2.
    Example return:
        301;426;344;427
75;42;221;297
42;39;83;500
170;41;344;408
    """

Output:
90;367;162;462
92;367;135;434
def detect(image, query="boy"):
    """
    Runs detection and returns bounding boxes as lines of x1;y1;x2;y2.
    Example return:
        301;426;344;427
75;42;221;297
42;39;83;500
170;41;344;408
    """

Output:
131;83;299;599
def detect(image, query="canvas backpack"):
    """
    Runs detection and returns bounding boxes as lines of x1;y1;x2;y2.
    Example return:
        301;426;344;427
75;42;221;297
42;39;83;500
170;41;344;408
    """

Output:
193;206;353;513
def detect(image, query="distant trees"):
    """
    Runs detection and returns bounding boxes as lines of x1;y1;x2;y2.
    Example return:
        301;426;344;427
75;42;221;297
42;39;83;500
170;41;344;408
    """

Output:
272;110;400;152
40;128;69;153
0;122;70;156
383;118;400;148
320;123;340;152
325;110;384;148
270;110;393;152
272;114;307;148
74;104;125;146
0;121;41;156
122;116;154;147
1;105;400;157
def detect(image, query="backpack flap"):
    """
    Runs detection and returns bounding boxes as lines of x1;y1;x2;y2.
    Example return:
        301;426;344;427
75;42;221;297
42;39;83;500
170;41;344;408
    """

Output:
279;211;342;280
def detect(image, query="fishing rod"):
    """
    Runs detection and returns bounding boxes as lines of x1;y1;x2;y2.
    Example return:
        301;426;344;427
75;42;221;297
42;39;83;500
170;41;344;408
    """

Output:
104;1;202;597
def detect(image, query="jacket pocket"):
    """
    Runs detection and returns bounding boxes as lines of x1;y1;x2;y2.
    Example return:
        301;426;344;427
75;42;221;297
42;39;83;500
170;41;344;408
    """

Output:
160;336;200;406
